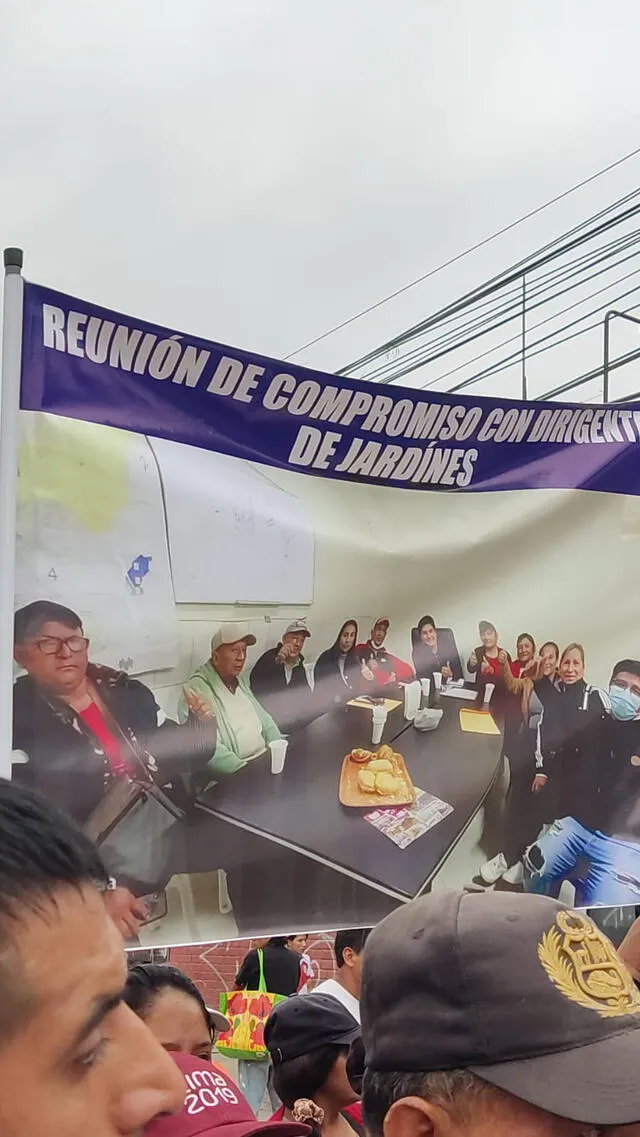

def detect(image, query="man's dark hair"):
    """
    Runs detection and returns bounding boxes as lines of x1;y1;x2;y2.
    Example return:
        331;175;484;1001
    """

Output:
0;779;108;1040
272;1043;349;1110
334;927;371;968
14;600;83;645
267;935;289;948
124;963;213;1038
612;659;640;682
363;1068;497;1137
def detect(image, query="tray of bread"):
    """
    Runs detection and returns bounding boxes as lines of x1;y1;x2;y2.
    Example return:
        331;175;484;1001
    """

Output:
339;743;416;808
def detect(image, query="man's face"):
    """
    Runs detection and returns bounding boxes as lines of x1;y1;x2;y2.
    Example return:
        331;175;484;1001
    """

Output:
283;631;305;657
0;884;184;1137
14;620;89;695
213;640;247;680
372;623;387;648
480;625;497;650
420;623;437;648
344;947;364;997
385;1087;640;1137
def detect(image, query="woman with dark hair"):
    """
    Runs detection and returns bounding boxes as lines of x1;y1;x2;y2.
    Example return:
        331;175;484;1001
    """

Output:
235;935;302;1113
524;642;610;897
124;962;229;1062
313;621;361;711
479;641;562;887
266;993;363;1137
410;615;463;683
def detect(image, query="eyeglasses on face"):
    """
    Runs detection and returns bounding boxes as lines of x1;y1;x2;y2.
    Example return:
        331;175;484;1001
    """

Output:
32;635;89;655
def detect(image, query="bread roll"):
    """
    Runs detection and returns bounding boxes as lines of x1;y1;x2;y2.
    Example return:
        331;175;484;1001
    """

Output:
375;772;400;796
358;768;377;793
368;758;393;773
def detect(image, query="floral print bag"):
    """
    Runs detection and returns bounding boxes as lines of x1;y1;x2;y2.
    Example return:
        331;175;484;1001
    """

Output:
215;949;287;1061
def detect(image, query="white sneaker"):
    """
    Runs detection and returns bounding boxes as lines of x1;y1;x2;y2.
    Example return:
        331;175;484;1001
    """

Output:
479;852;508;884
502;861;524;886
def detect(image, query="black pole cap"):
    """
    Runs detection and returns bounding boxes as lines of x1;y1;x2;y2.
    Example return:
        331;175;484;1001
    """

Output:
3;248;23;270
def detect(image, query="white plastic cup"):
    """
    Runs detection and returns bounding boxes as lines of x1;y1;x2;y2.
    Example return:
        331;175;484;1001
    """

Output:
420;678;431;702
432;671;443;691
371;704;388;745
483;683;495;705
269;738;288;775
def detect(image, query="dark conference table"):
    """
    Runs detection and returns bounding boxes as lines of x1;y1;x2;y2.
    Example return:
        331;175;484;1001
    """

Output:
196;688;503;918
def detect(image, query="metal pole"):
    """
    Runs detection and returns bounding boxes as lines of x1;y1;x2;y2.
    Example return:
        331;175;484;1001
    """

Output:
521;275;527;400
0;248;24;779
603;310;611;403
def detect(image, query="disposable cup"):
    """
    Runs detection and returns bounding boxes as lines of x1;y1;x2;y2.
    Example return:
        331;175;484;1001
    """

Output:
371;705;388;745
420;678;431;702
483;683;495;705
269;738;288;775
432;671;443;690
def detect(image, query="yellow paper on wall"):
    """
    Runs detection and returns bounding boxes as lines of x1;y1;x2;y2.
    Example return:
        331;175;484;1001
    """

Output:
459;709;501;736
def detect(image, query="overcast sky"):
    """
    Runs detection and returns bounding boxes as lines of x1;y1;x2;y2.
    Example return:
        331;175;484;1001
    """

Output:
2;0;640;400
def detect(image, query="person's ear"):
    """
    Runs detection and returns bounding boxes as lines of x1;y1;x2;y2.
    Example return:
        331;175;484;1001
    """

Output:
384;1096;456;1137
342;947;355;968
13;644;27;668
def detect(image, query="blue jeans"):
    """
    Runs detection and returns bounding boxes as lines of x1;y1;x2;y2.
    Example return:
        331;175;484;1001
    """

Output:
524;816;640;905
237;1059;279;1116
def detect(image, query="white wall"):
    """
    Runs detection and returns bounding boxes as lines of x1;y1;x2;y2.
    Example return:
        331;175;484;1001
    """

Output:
146;462;639;718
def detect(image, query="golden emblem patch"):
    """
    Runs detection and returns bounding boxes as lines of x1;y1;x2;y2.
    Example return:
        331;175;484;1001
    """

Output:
538;910;640;1018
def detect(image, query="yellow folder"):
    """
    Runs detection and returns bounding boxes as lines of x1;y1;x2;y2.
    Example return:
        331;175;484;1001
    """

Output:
459;708;501;736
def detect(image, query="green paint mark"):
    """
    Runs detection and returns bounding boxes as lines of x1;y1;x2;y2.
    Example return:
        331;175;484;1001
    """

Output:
18;415;132;533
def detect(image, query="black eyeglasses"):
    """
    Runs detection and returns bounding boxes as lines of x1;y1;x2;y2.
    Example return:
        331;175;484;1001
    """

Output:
33;635;89;655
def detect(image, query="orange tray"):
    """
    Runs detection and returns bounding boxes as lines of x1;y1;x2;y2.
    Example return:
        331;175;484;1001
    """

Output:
339;752;416;808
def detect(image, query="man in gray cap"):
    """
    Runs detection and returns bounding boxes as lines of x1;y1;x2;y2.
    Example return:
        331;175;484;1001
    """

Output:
361;890;640;1135
250;620;314;732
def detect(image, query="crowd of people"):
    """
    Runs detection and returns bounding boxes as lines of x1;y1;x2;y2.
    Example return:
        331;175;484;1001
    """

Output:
4;774;640;1136
11;597;640;926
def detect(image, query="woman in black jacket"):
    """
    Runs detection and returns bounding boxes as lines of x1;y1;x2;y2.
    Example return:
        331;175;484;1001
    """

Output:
314;620;361;712
530;642;609;821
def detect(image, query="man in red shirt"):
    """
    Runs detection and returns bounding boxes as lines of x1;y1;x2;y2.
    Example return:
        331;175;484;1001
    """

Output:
12;600;217;937
356;617;414;687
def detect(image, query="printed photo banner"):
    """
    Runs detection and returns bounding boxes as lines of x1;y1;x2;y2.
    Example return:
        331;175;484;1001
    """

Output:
11;278;640;948
20;281;640;496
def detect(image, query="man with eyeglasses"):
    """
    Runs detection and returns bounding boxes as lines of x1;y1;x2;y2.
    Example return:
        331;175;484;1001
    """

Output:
12;600;218;936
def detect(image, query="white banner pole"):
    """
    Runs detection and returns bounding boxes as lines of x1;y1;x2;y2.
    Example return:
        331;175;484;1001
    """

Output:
0;249;24;780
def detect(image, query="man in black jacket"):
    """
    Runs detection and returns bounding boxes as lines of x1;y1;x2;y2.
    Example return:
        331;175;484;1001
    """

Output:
250;619;313;732
525;658;640;905
12;600;217;931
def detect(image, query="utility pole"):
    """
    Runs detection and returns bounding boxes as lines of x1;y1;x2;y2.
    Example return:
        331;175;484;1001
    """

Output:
603;309;640;402
521;275;527;400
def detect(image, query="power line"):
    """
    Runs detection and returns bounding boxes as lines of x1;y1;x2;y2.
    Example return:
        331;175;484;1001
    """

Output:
446;286;640;393
360;227;640;386
370;229;640;389
283;144;640;362
540;344;640;401
339;192;640;376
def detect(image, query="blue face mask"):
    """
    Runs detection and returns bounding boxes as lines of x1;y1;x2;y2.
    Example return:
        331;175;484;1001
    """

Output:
609;684;640;721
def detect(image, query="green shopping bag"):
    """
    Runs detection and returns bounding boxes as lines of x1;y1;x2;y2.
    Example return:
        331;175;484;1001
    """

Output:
215;949;286;1061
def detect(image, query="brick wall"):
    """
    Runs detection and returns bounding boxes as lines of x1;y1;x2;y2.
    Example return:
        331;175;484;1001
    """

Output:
169;933;337;1008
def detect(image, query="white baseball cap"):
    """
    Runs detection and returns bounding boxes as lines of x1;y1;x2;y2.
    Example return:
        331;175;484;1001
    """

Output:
210;623;257;652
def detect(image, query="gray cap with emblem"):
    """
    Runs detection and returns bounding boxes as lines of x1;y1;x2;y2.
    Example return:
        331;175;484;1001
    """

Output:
361;890;640;1126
